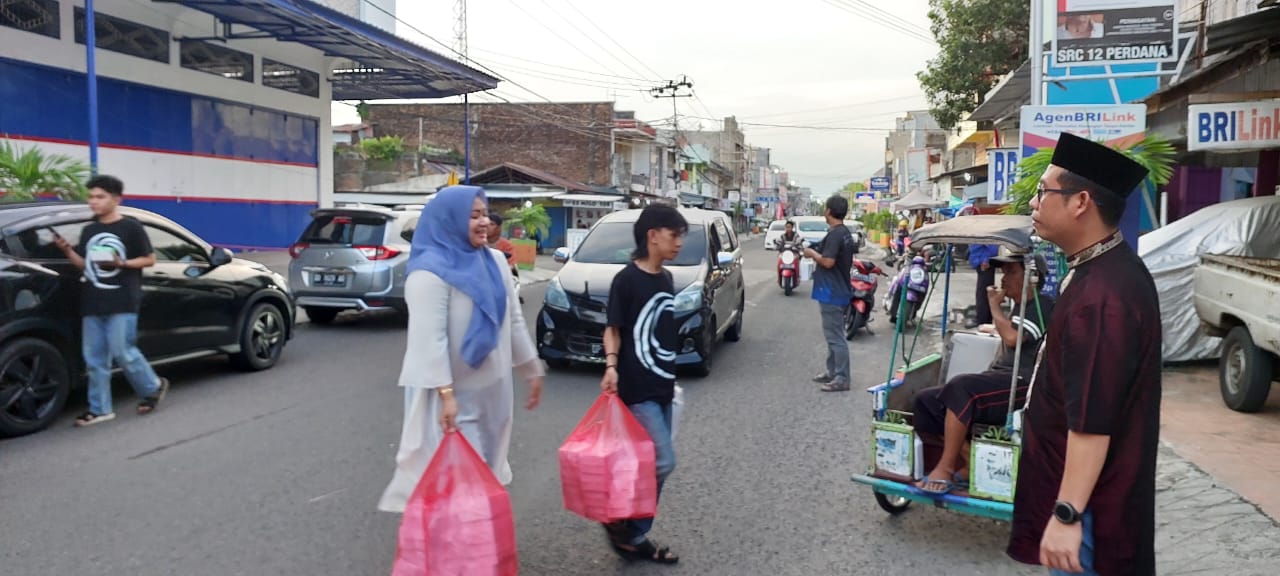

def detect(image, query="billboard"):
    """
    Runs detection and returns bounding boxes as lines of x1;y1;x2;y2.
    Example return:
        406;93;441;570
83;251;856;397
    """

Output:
987;148;1020;205
1188;100;1280;152
1052;0;1178;67
906;148;929;194
1019;104;1147;157
869;176;891;192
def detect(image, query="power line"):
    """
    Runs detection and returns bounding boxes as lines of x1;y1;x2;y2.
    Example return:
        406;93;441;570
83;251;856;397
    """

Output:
470;47;653;83
560;0;665;80
819;0;936;45
501;0;631;79
532;0;658;83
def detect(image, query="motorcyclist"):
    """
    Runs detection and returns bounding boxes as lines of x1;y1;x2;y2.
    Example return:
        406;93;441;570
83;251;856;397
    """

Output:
774;220;803;250
894;219;910;257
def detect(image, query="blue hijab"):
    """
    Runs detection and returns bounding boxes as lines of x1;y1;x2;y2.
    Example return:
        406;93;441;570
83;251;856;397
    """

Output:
406;186;508;369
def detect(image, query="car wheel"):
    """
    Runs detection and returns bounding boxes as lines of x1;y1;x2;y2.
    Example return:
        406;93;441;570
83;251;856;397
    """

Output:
231;303;287;371
724;296;744;342
1219;326;1274;413
0;337;71;438
690;323;714;378
304;307;340;325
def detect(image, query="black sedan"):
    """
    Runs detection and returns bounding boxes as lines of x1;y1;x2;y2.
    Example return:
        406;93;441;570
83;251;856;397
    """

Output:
536;208;745;377
0;203;295;437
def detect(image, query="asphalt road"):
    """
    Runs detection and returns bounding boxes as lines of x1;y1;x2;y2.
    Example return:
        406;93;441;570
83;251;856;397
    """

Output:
0;237;1036;576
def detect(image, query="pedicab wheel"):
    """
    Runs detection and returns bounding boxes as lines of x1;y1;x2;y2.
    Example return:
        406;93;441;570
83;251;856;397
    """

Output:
874;491;911;515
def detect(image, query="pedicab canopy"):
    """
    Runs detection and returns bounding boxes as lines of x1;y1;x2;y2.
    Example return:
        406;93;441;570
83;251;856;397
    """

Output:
909;215;1035;251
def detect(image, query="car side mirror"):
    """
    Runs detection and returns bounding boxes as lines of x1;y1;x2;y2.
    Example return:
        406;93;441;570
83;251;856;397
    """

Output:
553;247;571;264
210;247;233;267
716;251;735;268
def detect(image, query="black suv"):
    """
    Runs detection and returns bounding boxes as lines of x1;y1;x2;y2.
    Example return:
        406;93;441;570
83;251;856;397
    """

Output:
536;208;745;377
0;203;296;437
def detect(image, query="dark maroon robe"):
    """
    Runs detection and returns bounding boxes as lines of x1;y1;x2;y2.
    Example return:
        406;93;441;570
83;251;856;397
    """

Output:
1008;237;1162;575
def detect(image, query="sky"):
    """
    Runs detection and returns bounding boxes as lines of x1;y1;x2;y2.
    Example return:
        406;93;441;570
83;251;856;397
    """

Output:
333;0;940;197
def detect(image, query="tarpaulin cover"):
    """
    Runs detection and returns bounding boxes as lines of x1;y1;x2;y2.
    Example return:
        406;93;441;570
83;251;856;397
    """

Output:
393;431;517;576
1138;195;1280;362
892;188;948;211
558;393;657;523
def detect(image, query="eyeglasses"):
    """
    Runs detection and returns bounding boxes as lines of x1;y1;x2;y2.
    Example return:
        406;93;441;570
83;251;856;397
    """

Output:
1035;182;1083;202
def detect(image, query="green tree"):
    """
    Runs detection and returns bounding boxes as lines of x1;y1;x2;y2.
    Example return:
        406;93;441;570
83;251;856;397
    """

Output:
841;182;868;193
358;136;405;162
916;0;1029;129
1002;135;1177;216
503;203;551;239
0;141;89;202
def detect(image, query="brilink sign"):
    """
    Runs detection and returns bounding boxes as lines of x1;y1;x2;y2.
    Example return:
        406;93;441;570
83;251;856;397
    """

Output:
1188;100;1280;152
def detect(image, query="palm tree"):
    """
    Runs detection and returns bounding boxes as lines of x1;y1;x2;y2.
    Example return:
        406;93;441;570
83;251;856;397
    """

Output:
1002;135;1177;216
0;140;90;202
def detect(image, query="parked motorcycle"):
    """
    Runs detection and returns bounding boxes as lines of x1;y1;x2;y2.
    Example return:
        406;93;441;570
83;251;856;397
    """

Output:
883;255;931;326
846;259;888;339
884;235;912;269
775;238;805;296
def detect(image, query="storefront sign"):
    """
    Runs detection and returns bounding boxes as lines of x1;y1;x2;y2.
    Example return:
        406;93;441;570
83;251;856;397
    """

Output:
1019;104;1146;158
1188;100;1280;152
854;192;876;202
612;201;629;211
1052;0;1178;66
987;148;1020;205
560;198;617;209
869;177;891;192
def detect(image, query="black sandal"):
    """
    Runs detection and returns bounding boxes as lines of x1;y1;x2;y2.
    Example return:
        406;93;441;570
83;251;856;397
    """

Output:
137;378;170;415
615;539;679;564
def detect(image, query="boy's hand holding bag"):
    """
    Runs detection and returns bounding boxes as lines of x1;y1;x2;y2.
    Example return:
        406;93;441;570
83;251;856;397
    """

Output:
558;392;658;522
393;430;518;576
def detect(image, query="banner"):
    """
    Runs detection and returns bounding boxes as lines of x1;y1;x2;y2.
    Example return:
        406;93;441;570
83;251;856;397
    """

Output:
1019;104;1146;158
1188;100;1280;152
1052;0;1178;67
869;177;891;193
987;148;1020;205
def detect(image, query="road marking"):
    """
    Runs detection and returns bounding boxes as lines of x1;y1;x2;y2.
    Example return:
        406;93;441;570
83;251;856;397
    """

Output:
308;488;348;504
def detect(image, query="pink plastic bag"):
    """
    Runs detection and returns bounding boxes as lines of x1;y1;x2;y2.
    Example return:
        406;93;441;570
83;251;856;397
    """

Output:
558;392;657;522
392;430;518;576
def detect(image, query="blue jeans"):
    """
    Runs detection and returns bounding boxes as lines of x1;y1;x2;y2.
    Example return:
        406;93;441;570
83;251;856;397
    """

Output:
624;400;676;545
83;314;160;415
1048;510;1097;576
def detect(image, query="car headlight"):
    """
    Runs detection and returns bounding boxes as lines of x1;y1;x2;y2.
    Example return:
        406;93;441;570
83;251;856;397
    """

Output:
544;278;570;311
672;282;703;314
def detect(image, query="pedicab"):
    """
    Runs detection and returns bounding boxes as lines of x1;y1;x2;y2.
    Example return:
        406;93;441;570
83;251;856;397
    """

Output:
850;214;1054;522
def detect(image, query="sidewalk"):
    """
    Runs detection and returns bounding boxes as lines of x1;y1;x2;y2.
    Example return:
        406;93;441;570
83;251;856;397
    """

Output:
900;269;1280;572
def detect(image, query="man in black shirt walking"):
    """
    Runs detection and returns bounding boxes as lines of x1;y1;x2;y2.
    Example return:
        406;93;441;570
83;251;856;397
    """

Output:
55;175;169;426
599;204;684;565
805;196;856;392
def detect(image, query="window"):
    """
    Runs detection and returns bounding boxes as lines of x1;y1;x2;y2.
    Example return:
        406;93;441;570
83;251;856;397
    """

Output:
5;222;87;260
1;0;60;39
573;222;706;267
715;220;737;251
262;59;319;97
74;8;170;63
300;214;388;246
768;221;786;231
180;39;253;82
798;220;829;233
144;226;208;264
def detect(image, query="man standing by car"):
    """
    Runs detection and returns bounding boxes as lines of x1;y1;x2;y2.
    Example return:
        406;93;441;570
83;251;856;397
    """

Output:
54;175;169;426
804;196;856;392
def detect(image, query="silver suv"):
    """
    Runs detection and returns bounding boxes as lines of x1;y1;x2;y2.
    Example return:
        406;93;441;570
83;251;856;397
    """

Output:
287;205;420;324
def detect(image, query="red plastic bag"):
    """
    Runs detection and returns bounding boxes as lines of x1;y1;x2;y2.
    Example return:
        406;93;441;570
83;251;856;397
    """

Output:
558;392;657;522
392;430;517;576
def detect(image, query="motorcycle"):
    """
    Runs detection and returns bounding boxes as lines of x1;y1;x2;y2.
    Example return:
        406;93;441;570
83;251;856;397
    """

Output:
845;259;888;340
883;255;931;326
884;233;912;269
775;238;805;296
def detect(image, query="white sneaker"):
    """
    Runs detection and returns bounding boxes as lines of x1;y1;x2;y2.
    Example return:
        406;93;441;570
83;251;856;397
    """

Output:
74;412;116;427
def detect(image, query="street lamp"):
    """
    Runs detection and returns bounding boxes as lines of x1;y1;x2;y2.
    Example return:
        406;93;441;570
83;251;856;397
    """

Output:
524;200;533;208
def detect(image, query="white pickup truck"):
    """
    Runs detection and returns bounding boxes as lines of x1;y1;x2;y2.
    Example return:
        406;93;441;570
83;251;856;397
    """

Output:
1193;254;1280;412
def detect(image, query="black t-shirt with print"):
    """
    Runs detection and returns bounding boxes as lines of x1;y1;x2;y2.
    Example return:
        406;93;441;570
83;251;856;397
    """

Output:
607;262;678;406
75;217;152;316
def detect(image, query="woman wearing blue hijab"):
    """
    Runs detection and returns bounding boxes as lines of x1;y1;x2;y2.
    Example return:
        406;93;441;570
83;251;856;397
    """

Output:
378;186;545;513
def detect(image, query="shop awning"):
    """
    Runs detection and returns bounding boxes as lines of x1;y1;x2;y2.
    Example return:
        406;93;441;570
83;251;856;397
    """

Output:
554;194;626;203
158;0;499;100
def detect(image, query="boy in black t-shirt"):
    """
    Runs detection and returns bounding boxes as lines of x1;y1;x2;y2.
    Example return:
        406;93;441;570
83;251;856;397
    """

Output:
55;175;169;427
599;204;684;565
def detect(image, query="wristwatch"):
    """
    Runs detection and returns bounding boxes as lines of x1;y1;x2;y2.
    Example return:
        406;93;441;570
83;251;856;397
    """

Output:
1053;500;1081;525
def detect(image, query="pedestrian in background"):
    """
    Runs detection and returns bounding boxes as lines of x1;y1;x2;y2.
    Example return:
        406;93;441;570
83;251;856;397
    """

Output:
968;243;999;328
377;186;543;513
598;203;685;564
54;175;169;427
805;195;856;392
1007;132;1161;576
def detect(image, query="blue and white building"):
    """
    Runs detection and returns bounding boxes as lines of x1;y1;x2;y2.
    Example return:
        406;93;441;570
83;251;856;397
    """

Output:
0;0;495;248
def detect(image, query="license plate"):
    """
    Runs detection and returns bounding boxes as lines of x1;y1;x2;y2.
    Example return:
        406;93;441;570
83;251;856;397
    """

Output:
312;272;347;287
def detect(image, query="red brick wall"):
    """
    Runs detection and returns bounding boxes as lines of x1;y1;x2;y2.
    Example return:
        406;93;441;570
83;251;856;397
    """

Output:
367;102;615;186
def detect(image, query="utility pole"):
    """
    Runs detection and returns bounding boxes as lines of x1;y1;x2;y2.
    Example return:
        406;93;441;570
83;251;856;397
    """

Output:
651;76;694;199
455;0;470;183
